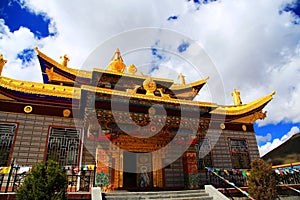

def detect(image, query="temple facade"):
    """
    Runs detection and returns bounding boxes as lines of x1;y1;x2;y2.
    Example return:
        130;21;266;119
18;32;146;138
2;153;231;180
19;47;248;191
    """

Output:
0;48;275;190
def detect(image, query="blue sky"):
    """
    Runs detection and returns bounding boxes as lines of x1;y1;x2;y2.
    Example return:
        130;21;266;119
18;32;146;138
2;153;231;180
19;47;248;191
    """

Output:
1;0;300;156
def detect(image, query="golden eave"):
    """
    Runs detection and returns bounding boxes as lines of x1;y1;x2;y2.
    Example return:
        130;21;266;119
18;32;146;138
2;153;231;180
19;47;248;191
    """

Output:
35;47;92;79
0;76;81;99
211;91;275;116
169;77;209;90
81;85;216;108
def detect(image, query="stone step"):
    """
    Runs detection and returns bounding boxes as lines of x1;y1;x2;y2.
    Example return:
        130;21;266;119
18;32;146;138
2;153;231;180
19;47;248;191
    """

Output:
104;189;213;200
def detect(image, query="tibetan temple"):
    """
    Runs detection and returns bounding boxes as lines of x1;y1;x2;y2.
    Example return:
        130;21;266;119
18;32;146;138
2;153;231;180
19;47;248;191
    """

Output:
0;48;275;190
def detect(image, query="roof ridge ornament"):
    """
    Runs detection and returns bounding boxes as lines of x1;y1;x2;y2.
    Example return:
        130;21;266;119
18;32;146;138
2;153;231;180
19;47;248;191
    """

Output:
0;54;8;76
178;72;186;85
231;88;242;106
128;64;137;75
107;49;126;73
60;54;70;67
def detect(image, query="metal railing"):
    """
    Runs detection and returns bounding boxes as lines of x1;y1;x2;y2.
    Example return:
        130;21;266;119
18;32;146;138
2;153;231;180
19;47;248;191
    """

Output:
0;164;96;193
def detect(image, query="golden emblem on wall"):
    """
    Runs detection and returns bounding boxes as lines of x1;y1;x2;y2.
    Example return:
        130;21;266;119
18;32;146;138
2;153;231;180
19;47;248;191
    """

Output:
220;123;225;130
24;105;33;113
63;109;71;117
242;124;247;132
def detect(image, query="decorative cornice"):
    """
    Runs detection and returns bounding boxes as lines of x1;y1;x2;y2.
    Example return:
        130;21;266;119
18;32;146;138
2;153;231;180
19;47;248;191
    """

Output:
0;76;81;99
81;85;217;108
169;77;209;90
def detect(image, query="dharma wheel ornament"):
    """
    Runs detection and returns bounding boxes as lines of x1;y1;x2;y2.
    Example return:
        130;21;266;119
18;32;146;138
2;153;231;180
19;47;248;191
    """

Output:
143;77;156;96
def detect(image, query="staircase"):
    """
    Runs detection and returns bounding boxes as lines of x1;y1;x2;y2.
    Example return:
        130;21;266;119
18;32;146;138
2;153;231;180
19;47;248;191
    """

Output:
104;189;213;200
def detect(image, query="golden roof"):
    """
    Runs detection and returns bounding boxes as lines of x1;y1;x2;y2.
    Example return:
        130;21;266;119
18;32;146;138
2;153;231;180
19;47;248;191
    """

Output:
0;76;81;99
35;47;92;79
0;75;275;122
211;91;275;116
169;77;209;90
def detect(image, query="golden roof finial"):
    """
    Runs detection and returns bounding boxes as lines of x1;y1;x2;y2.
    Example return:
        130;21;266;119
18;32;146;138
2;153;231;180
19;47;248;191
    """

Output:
111;48;123;61
178;73;186;85
128;64;137;75
107;49;126;73
60;54;70;67
0;54;8;76
231;88;242;106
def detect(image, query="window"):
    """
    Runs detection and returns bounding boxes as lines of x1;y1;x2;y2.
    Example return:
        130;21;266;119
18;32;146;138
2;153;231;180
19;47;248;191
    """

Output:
229;138;250;169
0;123;17;166
46;127;80;166
195;138;213;170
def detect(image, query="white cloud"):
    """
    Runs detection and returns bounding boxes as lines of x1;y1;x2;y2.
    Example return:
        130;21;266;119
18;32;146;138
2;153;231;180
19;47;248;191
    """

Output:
0;0;300;125
259;126;300;156
256;133;272;144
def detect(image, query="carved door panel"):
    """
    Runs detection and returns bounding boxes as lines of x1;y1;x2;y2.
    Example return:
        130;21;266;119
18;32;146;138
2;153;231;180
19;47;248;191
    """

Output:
136;154;152;188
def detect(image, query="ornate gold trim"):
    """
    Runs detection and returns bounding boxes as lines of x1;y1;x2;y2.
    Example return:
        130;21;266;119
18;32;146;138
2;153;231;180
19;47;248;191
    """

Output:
231;110;267;123
0;76;81;99
169;77;209;90
81;85;217;107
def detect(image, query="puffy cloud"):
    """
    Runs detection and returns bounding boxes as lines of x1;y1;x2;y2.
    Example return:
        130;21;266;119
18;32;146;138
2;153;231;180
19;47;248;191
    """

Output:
256;133;272;145
259;126;300;156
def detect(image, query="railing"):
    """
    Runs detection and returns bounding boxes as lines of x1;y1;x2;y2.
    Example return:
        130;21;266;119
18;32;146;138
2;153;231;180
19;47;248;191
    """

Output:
0;166;28;192
201;169;248;188
0;164;96;193
66;169;96;192
204;167;300;199
276;171;300;185
205;167;254;200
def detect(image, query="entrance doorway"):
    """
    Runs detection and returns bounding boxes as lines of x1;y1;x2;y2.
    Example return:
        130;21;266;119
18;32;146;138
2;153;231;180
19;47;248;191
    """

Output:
123;151;137;188
123;152;153;189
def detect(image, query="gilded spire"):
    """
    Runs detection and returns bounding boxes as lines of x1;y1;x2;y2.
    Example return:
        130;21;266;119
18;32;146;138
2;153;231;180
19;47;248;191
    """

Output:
0;54;8;76
111;48;123;62
60;54;70;67
107;49;126;73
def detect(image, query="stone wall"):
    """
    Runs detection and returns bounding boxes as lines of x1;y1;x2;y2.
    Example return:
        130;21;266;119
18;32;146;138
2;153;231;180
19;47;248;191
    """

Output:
0;111;81;166
210;128;260;169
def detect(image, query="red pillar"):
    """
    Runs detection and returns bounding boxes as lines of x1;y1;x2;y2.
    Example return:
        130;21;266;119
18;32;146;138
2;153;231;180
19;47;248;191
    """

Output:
182;151;199;189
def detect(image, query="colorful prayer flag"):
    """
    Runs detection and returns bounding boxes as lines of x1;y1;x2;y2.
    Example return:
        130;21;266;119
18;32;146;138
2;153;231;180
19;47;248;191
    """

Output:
88;165;95;170
1;167;11;174
224;169;229;176
242;170;247;177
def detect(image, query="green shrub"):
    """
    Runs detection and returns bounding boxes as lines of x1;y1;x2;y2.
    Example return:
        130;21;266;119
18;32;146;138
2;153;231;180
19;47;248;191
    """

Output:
16;160;68;200
248;158;278;200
